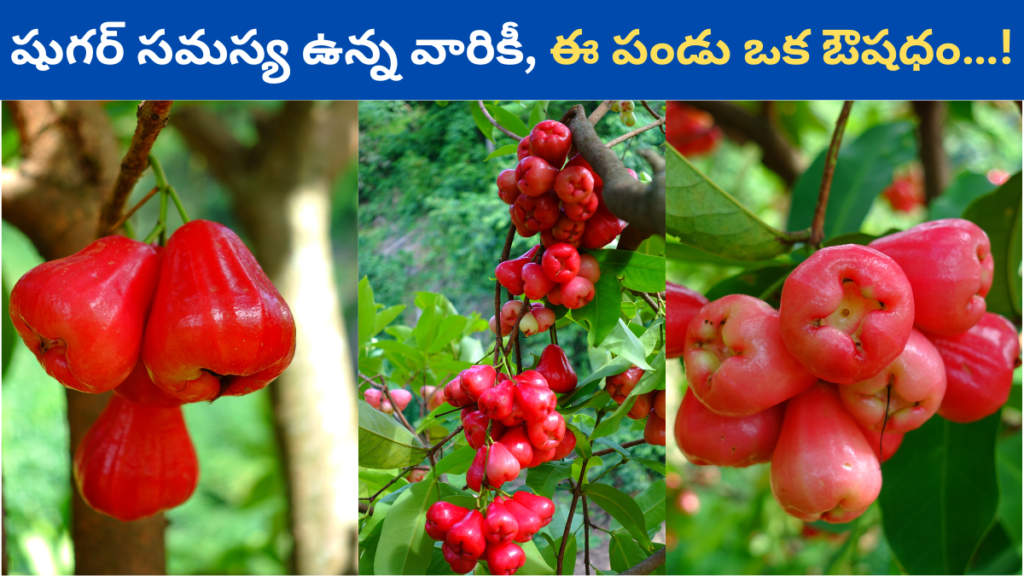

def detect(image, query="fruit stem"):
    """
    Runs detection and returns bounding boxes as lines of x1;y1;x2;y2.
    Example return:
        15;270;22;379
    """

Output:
809;101;854;248
142;222;165;244
166;186;191;224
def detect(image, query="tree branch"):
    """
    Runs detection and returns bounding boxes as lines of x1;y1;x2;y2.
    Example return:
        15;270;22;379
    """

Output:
639;101;665;133
810;101;853;247
911;101;950;205
618;548;666;575
557;458;590;575
588;101;613;125
604;118;666;148
478;101;521;140
592;439;646;458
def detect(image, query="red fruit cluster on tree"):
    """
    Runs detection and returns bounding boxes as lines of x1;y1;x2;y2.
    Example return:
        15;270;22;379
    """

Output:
493;244;599;319
604;365;665;445
674;217;1018;524
665;102;721;157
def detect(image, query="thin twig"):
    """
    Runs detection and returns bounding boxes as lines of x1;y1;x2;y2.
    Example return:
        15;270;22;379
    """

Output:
478;100;521;140
357;372;419;438
588;101;613;125
502;294;533;359
639;101;665;134
360;463;419;503
557;458;591;575
495;223;517;366
605;118;666;148
630;290;660;314
619;548;666;575
592;439;646;458
809;101;853;247
106;186;158;236
582;494;591;575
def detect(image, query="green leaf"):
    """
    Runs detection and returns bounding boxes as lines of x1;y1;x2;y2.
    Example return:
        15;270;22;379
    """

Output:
632;457;666;476
929;171;997;221
601;319;653;371
2;275;14;378
705;263;793;304
374;305;406;337
358;277;377;347
485;104;529;139
428;315;468;354
593;352;665;439
609;531;647;573
470;101;493;142
787;121;917;240
529;102;547;130
963;172;1022;323
526;461;573;499
414;303;440;352
666;240;781;268
588;249;666;293
997;431;1022;555
571;456;602;486
584;483;652;550
374;480;439;574
358;401;427;469
431;445;475;478
879;414;1001;575
522;539;556;575
666;144;791;261
566;423;592;460
572;269;622;347
537;535;573;576
636;480;667;532
484;143;519;162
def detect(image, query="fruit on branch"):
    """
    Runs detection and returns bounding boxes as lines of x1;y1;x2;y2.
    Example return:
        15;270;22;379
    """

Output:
531;306;555;333
675;388;784;467
685;294;817;417
142;220;296;403
496;246;541;296
554;165;596;204
522;263;556;300
486;541;526;575
580;205;626;249
869;219;993;336
577;254;601;284
467;447;488;491
518;313;541;337
446;510;487;565
483;500;520;545
114;361;187;408
566;153;603;188
479;379;517;421
445;376;473;407
515;157;558;197
517;138;531;161
499;397;525;427
462;409;491;449
514;372;556;421
545;284;563;306
627;392;655;420
606;366;644;403
561;277;595;309
461;365;497;402
364;388;382;409
442;543;478;575
512;492;555;527
501;301;527;328
526;411;566;450
553;431;577;460
426;501;470;541
501;497;541;542
512;192;560;234
857;423;904;462
497;169;521;205
644;411;666;445
653;390;665;419
778;244;914;385
73;394;198;521
542;243;581;283
551;214;585;245
526;446;557;467
666;282;709;359
562;193;600;222
486;442;522;489
770;383;882;524
380;400;394;414
882;171;924;213
665;102;721;157
535;345;578;394
528;120;572;168
490;315;514;336
497;425;534;467
390;389;412;411
928;312;1021;423
9;235;161;394
838;329;946;433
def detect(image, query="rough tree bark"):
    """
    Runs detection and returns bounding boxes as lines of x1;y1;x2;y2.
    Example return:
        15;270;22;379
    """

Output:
2;101;168;575
169;101;359;575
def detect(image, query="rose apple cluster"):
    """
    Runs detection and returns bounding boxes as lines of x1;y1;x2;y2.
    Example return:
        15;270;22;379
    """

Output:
605;366;666;445
426;355;578;574
363;387;415;414
9;220;297;521
665;102;721;157
671;218;1019;523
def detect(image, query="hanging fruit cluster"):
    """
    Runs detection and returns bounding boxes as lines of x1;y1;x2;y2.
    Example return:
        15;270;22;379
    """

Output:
8;177;296;522
671;218;1019;523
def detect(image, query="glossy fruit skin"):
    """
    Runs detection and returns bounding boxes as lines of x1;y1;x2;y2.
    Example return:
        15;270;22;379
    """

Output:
483;500;520;545
497;169;521;205
485;442;522;489
770;383;882;524
565;153;603;188
527;411;566;450
497;426;534;467
490;315;514;336
532;307;555;333
73;394;198;521
929;313;1021;423
575;255;600;285
561;277;595;309
644;411;666;446
462;409;491;449
529;120;572;168
552;431;577;460
554;165;595;204
446;510;487;563
551;213;585;245
516;138;531;161
606;366;644;403
563;193;600;222
512;492;555;527
427;501;471;541
445;376;473;407
514;372;556;422
479;380;516;421
515;156;558;197
653;390;665;419
10;236;161;394
542;243;580;283
580;205;625;249
685;295;817;416
142;220;296;403
665;102;721;157
442;542;478;574
675;388;784;467
526;446;556;467
501;301;527;328
839;329;946;433
666;282;709;359
857;423;904;462
467;446;487;491
496;246;541;296
364;389;382;408
512;192;560;233
114;361;187;407
535;345;578;394
486;541;526;575
779;244;915;385
390;389;412;411
627;392;654;420
522;263;556;300
461;365;497;402
869;219;994;336
502;497;541;542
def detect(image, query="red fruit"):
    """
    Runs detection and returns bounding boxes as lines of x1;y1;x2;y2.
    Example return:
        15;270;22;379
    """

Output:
427;388;446;412
114;361;187;408
515;156;558;197
526;446;556;467
535;345;578;394
500;397;525;427
479;379;517;421
869;219;994;336
551;213;586;245
442;542;478;574
483;500;520;545
563;194;600;222
929;313;1020;423
510;205;538;238
502;497;541;542
540;229;567;249
501;301;527;327
445;376;473;407
882;174;925;213
467;447;487;492
625;168;638;180
426;501;470;541
605;366;644;403
516;370;549;389
514;372;556;422
390;389;412;411
142;220;296;403
522;263;557;300
527;411;566;450
779;244;914;385
406;469;426;483
685;294;817;417
462;409;491;449
532;307;555;333
512;492;555;527
529;120;572;168
546;285;564;307
565;153;603;188
554;165;596;204
770;384;882;523
666;282;709;359
364;388;382;408
497;425;534;467
561;277;595;309
73;394;198;521
857;423;904;463
839;329;946;433
497;168;521;205
461;365;497;402
486;541;526;575
486;442;522;489
577;254;601;284
516;138;531;161
446;510;487;563
542;243;581;284
512;192;560;233
552;430;577;460
644;411;666;445
580;205;625;249
653;390;665;419
495;245;542;296
490;315;514;336
675;388;784;467
491;419;508;440
9;236;161;394
665;102;721;157
627;392;655;419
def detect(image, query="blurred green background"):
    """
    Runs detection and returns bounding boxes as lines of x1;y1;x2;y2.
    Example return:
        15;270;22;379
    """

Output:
1;101;359;575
